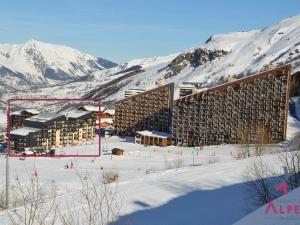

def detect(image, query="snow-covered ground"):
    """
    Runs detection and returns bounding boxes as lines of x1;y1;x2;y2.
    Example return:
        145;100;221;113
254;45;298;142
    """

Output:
0;133;299;225
234;186;300;225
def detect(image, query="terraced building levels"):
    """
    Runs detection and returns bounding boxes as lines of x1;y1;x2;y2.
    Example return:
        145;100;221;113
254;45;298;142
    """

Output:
172;65;291;146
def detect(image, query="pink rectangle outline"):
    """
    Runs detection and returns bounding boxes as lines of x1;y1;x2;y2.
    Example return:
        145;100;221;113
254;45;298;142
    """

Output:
7;98;101;158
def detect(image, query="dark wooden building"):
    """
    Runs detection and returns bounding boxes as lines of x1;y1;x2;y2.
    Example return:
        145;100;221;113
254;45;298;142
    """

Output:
115;83;174;136
172;65;291;146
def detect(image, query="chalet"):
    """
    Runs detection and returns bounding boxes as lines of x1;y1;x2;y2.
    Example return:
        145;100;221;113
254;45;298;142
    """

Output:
135;130;172;147
102;109;115;119
98;118;113;128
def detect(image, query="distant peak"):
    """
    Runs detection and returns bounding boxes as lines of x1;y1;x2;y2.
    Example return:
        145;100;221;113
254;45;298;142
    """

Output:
23;39;40;48
23;39;47;48
25;38;39;44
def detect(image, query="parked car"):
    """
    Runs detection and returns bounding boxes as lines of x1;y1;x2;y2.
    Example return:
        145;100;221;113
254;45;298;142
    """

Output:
0;142;8;153
99;128;114;137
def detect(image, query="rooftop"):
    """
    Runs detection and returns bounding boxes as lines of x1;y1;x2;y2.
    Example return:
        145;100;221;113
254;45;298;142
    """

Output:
79;105;105;112
66;110;91;119
136;130;172;138
116;83;174;104
97;118;113;124
25;112;63;123
176;64;291;102
10;127;41;136
178;84;197;89
126;89;146;92
103;109;115;115
11;109;40;116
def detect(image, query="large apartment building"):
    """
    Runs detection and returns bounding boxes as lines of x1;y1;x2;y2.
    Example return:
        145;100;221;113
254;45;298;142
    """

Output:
172;65;291;146
10;110;95;152
115;83;174;136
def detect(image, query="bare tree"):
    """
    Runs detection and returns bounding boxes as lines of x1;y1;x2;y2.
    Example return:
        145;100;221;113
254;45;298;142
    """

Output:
237;124;271;158
0;189;5;210
58;169;123;225
164;155;184;170
5;166;124;225
279;138;300;190
244;157;278;211
237;128;251;158
254;125;271;156
7;175;58;225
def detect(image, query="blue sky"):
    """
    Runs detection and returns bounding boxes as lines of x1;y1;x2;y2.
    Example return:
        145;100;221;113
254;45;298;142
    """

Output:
0;0;299;63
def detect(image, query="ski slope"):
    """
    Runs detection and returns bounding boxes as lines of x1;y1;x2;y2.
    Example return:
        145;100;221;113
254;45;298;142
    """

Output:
0;134;297;225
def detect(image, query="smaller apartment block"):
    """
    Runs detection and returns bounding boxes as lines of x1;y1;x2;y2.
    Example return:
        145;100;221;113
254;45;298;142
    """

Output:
172;65;291;146
115;83;174;136
10;110;95;152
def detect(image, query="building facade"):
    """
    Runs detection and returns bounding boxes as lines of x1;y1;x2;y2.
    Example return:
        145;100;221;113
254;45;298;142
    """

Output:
135;130;172;147
10;127;42;152
115;83;174;136
62;110;95;146
10;109;40;130
10;110;95;152
172;65;291;146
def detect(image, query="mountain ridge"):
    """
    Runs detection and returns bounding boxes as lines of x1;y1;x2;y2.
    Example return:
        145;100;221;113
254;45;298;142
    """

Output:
1;15;300;126
0;39;118;86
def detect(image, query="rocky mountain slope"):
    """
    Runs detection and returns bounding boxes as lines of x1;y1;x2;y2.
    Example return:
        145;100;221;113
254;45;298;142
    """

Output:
77;14;300;102
1;15;300;126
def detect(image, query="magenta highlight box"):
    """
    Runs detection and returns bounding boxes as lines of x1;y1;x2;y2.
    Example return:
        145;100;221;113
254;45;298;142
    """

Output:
7;98;101;158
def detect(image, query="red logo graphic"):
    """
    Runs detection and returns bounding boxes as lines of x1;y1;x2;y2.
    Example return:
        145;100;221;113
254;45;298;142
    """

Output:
265;181;300;215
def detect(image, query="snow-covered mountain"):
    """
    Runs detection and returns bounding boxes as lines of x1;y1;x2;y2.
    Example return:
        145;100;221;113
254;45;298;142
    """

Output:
0;39;117;87
76;15;300;102
1;15;300;126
